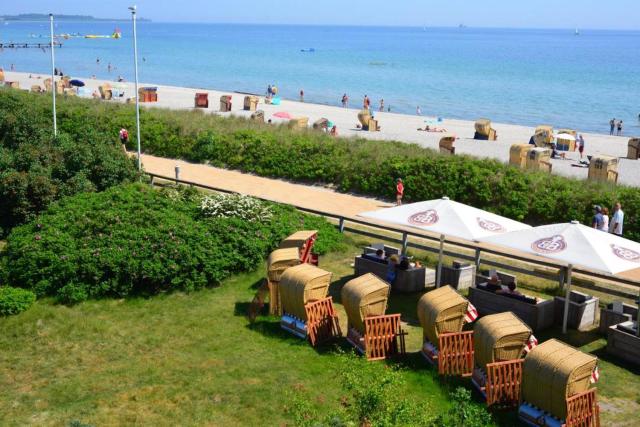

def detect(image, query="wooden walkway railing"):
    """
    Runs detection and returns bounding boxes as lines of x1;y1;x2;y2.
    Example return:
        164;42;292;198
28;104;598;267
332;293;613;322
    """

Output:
147;172;640;299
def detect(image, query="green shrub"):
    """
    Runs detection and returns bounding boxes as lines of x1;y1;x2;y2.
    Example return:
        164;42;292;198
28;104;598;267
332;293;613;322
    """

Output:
430;387;494;427
287;352;437;426
0;286;36;316
2;184;343;303
3;88;637;241
0;89;139;236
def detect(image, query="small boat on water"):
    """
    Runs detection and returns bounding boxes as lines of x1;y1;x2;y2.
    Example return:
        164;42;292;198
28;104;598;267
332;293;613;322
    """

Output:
300;48;315;53
85;28;121;39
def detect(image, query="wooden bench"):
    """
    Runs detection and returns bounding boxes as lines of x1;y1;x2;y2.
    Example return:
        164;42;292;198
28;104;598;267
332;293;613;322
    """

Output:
599;302;638;334
354;256;428;293
607;322;640;366
468;286;555;332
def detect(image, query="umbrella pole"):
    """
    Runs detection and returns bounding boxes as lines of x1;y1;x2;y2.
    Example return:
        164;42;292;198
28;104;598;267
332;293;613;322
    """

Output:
562;264;573;334
436;234;444;288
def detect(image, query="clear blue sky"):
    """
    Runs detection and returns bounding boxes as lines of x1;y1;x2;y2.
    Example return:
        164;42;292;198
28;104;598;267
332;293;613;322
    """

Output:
5;0;640;29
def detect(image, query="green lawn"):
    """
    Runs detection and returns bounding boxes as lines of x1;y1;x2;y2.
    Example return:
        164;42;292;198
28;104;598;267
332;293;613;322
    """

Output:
1;235;638;426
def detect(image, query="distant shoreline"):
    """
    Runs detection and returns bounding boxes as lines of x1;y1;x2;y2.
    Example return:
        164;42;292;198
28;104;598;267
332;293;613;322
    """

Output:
0;14;151;23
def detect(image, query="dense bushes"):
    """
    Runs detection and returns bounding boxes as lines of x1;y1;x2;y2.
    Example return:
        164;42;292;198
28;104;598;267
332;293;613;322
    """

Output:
2;88;638;241
2;184;343;303
0;286;36;316
0;89;138;236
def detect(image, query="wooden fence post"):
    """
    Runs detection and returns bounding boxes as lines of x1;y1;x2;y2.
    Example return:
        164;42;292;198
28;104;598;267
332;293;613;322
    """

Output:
339;217;345;233
174;165;180;183
474;248;482;271
402;232;409;255
558;266;566;292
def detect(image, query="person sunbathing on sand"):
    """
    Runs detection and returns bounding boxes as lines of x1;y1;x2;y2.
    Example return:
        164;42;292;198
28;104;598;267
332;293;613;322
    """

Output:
417;125;447;132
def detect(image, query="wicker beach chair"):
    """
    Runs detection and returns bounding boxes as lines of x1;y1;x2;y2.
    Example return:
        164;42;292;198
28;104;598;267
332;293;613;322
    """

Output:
439;135;456;155
138;87;158;103
279;264;341;346
357;109;371;129
30;85;43;93
525;148;552;173
219;95;232;112
519;339;599;427
265;247;301;316
288;117;309;129
627;138;640;160
417;286;473;376
342;273;406;361
509;144;534;169
194;92;209;108
0;69;4;82
474;119;497;141
533;125;554;147
472;312;532;408
243;95;259;111
313;118;329;131
588;155;618;184
278;230;318;265
251;110;265;123
99;84;112;100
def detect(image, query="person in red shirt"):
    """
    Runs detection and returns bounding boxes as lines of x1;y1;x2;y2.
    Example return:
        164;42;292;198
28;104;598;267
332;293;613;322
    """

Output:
396;178;404;206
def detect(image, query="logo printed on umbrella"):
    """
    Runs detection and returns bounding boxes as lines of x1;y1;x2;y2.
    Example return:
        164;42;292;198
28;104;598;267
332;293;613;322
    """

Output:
531;235;567;254
476;217;505;233
611;244;640;263
408;210;439;226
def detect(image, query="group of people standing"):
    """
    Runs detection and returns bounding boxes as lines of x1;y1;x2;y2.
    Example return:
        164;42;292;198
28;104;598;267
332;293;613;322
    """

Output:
592;203;624;236
609;118;624;136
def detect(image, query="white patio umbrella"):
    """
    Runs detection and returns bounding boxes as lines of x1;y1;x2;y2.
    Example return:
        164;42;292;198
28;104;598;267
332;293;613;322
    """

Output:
359;197;532;287
480;221;640;333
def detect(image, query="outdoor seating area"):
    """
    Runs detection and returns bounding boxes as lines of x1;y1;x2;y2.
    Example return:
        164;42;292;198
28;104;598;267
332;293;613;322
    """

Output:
607;319;640;366
469;283;555;331
354;244;431;293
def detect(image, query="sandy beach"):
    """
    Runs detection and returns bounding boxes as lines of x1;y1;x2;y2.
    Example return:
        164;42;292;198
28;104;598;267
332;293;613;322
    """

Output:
4;70;639;186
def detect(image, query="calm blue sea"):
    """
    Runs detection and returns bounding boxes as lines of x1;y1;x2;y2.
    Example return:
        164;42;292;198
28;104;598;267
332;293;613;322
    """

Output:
1;22;639;134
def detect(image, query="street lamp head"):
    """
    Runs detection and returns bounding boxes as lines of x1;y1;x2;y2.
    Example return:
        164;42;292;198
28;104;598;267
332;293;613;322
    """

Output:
128;5;137;12
49;13;53;18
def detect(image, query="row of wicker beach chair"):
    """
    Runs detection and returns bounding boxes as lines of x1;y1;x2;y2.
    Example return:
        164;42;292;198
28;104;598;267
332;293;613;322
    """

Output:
257;230;601;427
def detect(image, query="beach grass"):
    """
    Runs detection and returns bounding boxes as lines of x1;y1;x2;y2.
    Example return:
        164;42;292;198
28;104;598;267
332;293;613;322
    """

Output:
1;232;639;426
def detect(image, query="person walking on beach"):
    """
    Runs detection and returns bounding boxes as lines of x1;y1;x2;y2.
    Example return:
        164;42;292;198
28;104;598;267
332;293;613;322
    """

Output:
578;134;585;159
617;120;623;136
267;85;272;98
416;106;422;116
609;202;624;236
396;178;404;206
107;63;113;73
363;95;371;110
379;99;385;112
299;89;304;102
609;118;615;135
341;93;348;108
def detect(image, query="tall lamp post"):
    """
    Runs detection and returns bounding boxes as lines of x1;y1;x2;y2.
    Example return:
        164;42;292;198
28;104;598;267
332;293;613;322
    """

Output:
49;13;57;136
129;5;142;170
